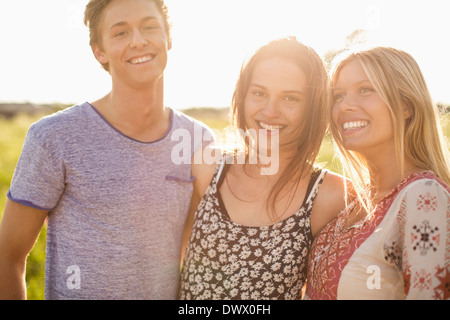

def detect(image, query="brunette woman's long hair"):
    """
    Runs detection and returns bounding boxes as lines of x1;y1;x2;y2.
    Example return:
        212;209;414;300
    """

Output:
230;36;330;218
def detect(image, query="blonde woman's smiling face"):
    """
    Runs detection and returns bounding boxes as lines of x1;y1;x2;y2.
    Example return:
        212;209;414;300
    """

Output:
332;59;395;158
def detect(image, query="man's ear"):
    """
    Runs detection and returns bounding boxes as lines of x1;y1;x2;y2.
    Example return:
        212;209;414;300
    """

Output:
92;44;108;64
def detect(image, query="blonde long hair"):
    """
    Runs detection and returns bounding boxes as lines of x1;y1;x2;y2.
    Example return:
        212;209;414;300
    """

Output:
330;47;450;210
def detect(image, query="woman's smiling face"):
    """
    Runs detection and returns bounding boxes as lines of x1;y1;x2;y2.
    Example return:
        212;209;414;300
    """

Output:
244;57;307;155
332;59;395;158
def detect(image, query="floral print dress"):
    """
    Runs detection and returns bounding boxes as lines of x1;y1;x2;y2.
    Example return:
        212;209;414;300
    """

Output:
179;160;327;300
305;171;449;300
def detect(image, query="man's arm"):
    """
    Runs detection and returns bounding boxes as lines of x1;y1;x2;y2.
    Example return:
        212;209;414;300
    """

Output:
0;199;48;299
181;146;218;265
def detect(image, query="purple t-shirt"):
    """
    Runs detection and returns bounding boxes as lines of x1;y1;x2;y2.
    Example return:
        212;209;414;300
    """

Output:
8;102;213;299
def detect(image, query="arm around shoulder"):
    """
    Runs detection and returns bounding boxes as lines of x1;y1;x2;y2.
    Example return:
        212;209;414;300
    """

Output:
181;145;220;263
191;144;221;200
0;199;48;299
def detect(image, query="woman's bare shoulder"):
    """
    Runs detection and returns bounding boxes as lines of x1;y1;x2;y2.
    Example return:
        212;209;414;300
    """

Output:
191;146;222;197
310;170;348;236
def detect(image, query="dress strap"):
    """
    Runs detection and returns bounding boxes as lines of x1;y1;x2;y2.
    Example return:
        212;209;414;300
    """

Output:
215;155;231;189
216;157;227;182
302;169;327;207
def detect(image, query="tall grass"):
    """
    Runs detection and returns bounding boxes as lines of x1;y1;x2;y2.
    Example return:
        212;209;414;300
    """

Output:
0;108;448;299
0;113;47;300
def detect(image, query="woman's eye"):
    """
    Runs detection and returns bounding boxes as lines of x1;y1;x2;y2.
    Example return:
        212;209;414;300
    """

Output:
360;87;373;94
283;96;299;102
334;93;344;103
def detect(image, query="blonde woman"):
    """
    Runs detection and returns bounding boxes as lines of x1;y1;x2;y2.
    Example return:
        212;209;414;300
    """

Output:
305;47;450;300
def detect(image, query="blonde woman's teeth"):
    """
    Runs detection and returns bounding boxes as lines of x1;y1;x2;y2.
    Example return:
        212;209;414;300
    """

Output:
343;121;368;131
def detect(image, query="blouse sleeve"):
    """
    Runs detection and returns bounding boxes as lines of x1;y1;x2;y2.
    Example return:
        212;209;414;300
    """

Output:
399;178;449;300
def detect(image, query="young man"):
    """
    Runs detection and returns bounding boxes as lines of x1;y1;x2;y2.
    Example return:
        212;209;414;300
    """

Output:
0;0;213;299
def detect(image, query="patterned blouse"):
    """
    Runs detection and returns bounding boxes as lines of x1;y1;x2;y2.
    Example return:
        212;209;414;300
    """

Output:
179;160;327;300
305;171;450;300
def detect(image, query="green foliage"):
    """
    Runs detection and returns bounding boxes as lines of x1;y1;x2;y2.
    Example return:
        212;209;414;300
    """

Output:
25;226;46;300
0;114;33;210
442;113;450;140
0;113;47;300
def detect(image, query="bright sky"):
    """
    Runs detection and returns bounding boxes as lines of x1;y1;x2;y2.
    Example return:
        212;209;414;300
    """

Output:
1;0;449;108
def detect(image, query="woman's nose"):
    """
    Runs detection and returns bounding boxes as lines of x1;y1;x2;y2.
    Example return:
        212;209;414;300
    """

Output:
261;98;281;118
337;93;358;112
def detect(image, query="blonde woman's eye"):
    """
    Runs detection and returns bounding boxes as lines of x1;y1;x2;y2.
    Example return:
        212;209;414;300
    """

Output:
284;96;299;102
360;87;374;94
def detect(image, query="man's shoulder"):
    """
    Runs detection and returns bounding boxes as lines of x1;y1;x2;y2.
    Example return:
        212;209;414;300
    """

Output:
171;108;210;130
170;108;216;151
28;103;91;137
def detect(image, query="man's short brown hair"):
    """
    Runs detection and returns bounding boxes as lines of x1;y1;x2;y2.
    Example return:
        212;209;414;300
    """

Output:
84;0;172;71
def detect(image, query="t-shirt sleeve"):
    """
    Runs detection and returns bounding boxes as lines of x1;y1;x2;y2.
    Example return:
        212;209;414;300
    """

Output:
7;123;65;211
399;179;449;300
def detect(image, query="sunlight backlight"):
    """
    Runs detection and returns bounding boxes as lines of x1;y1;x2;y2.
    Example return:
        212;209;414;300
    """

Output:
0;0;448;108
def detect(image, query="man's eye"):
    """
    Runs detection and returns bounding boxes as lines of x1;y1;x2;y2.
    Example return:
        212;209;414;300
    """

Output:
144;24;159;31
114;31;127;37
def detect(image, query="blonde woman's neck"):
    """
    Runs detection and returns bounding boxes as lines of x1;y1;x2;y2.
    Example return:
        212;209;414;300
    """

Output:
368;159;422;205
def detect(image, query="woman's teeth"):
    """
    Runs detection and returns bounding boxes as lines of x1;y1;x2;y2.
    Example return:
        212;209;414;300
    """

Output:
258;121;284;130
343;121;368;131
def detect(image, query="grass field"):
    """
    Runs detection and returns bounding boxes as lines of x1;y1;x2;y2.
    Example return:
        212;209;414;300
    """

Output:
0;107;448;299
